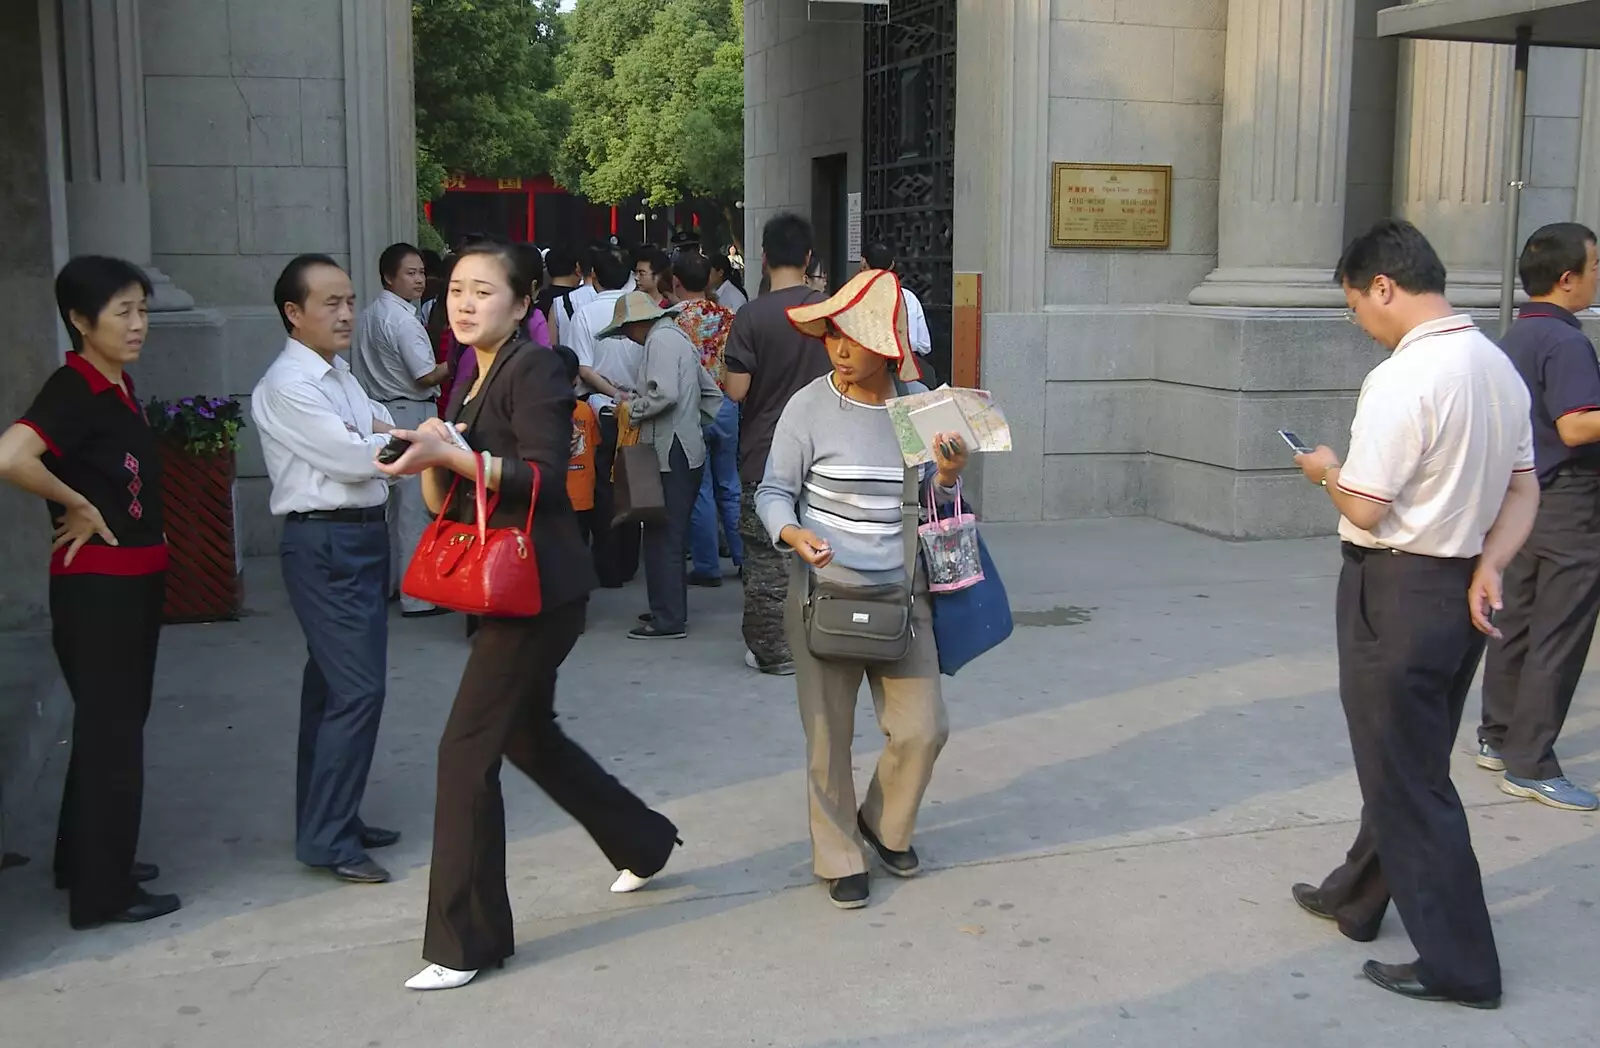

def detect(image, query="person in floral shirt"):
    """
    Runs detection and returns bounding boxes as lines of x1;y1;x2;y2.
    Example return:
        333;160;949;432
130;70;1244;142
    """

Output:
671;252;743;585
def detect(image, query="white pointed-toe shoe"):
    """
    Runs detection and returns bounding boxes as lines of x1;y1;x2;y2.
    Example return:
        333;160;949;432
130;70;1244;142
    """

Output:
405;963;482;991
610;870;653;893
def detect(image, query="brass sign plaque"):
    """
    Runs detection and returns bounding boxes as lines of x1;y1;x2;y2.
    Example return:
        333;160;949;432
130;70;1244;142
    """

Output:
1050;163;1173;249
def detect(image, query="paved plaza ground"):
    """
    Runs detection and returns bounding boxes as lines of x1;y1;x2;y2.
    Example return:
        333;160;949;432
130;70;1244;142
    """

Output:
2;519;1599;1047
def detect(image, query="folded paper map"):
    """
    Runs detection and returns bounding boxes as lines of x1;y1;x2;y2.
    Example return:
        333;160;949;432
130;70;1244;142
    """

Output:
886;386;1012;467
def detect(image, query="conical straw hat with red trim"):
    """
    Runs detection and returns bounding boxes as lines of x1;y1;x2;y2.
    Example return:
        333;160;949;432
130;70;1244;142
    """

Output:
786;268;921;383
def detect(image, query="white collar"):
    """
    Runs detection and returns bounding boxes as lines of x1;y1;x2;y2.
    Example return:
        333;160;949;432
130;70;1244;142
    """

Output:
284;337;349;377
379;289;417;311
1394;314;1476;355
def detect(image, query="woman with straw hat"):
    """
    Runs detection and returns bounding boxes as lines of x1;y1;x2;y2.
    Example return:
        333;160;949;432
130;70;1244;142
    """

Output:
755;267;970;910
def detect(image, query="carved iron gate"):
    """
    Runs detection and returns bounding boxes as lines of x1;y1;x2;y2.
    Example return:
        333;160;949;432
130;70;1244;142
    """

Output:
862;0;956;381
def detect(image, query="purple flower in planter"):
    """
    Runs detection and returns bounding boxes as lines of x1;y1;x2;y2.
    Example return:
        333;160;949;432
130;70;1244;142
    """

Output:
180;397;194;406
196;405;215;419
166;404;181;418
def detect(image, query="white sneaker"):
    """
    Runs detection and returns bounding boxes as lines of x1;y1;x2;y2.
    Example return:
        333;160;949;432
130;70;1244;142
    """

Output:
405;963;480;991
610;870;653;893
744;649;759;669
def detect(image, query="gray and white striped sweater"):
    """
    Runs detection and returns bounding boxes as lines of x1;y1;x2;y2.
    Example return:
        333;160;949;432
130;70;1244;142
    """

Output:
757;374;939;587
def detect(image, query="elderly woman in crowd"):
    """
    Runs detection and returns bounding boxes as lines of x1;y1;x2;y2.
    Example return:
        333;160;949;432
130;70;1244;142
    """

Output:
0;256;180;928
756;268;968;910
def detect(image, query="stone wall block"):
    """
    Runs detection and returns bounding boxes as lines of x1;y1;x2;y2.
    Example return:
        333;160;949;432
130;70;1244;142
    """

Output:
1114;0;1226;29
142;0;231;76
1045;253;1111;306
1046;310;1155;381
1045;381;1151;455
1043;455;1149;518
1110;101;1224;180
1148;311;1244;388
1235;392;1359;468
1048;97;1114;159
1236;313;1386;391
1172;28;1226;106
226;0;343;79
1106;254;1215;305
149;166;239;254
300;79;347;167
236;167;347;256
1146;384;1242;466
1050;21;1175;102
979;314;1047;521
1051;0;1115;20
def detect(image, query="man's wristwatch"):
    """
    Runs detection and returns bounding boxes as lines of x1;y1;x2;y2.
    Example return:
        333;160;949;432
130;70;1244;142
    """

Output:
1320;464;1339;488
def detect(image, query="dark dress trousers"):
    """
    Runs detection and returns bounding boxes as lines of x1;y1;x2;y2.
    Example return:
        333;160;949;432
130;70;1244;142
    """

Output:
1316;544;1501;1001
422;338;679;971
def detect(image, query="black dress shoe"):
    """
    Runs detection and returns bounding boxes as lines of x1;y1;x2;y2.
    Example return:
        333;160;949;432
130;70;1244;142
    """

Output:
858;812;920;877
686;574;723;588
1291;882;1378;942
56;860;160;891
327;857;391;884
359;826;401;850
71;889;182;929
828;873;869;909
1362;960;1501;1009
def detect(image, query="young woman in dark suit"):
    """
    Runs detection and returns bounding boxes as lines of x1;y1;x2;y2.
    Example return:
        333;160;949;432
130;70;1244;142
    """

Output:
378;240;680;991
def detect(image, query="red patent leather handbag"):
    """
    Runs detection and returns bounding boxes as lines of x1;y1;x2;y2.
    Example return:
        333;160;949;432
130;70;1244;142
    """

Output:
402;455;543;617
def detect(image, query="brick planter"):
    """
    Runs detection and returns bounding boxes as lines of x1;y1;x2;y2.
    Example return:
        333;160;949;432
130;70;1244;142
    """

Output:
160;442;243;623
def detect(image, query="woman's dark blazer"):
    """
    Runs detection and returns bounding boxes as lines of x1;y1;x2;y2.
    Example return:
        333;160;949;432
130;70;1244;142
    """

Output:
444;337;598;612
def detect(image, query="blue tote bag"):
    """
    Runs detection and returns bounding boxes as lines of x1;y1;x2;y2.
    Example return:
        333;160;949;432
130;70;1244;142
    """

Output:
930;530;1012;676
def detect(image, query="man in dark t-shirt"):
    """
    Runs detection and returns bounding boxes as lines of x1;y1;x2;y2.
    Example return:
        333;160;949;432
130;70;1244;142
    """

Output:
722;214;830;674
1478;222;1600;812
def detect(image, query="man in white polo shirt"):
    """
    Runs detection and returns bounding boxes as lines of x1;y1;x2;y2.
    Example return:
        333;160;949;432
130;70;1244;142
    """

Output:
1287;220;1538;1010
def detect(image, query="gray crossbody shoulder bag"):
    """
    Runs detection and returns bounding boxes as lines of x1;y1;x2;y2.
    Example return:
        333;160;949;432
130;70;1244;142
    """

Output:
800;468;920;664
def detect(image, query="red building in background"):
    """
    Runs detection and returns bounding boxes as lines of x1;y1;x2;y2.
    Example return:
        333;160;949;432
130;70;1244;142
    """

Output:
425;174;718;250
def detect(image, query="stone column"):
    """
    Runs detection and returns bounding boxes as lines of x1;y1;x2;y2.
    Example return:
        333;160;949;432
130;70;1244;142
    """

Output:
1579;53;1600;234
1392;39;1513;306
58;0;190;310
342;0;418;300
1190;0;1357;307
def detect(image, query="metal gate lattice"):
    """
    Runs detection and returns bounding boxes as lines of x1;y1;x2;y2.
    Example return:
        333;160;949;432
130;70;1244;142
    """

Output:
863;0;956;381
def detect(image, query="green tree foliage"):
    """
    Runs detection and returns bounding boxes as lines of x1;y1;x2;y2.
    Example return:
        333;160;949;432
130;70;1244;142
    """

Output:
555;0;744;239
412;0;569;202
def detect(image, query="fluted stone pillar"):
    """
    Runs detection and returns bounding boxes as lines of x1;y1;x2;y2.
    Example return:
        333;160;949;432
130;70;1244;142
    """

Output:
1190;0;1357;307
1579;53;1600;235
1393;39;1513;306
59;0;190;310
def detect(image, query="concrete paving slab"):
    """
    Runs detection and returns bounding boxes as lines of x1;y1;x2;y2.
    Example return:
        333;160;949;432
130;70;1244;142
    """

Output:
1;520;1598;1046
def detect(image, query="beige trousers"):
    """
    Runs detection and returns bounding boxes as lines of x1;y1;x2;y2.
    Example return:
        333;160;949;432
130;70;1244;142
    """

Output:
785;560;949;879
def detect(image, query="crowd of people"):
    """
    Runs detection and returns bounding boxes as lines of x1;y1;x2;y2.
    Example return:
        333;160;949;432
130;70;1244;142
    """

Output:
1;210;1597;1009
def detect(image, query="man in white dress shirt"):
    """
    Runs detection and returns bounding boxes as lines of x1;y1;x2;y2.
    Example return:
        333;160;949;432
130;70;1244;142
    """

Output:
351;242;449;618
251;254;403;886
862;242;932;358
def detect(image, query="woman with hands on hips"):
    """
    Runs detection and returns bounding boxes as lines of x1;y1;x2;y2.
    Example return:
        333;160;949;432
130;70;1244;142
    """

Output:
0;256;180;929
755;267;967;911
376;240;680;993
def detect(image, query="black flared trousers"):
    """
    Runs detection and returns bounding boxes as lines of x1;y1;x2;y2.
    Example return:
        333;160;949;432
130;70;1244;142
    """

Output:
422;599;678;970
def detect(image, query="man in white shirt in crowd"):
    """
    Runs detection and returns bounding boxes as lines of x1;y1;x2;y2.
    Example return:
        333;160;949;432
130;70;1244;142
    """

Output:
351;242;449;619
709;253;747;313
861;241;932;359
251;254;404;886
566;248;645;585
1288;220;1537;1010
552;247;600;345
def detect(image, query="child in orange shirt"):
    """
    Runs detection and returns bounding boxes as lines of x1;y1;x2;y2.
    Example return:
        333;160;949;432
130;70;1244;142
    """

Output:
553;346;600;544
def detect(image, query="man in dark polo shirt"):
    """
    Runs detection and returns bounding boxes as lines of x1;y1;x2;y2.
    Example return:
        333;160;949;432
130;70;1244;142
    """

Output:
722;213;829;675
1478;222;1600;812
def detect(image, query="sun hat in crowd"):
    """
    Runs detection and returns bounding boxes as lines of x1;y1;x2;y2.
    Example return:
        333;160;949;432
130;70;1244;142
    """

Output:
786;268;921;382
596;291;682;339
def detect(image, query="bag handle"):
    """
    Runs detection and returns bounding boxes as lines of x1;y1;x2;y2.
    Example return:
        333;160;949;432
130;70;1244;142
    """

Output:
472;451;489;546
902;467;920;593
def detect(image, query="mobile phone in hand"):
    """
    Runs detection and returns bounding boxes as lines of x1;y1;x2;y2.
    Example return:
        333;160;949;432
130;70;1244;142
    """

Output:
1278;430;1313;454
376;436;411;465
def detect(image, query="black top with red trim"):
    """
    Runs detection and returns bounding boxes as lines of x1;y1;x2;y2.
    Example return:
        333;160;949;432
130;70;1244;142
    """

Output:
1499;303;1600;485
17;352;168;576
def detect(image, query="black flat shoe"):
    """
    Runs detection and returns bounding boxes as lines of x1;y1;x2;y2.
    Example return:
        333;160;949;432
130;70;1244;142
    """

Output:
56;860;160;891
858;812;920;877
359;826;401;850
828;873;869;910
1291;882;1378;942
687;574;723;588
1362;960;1501;1009
71;889;182;929
327;857;391;884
